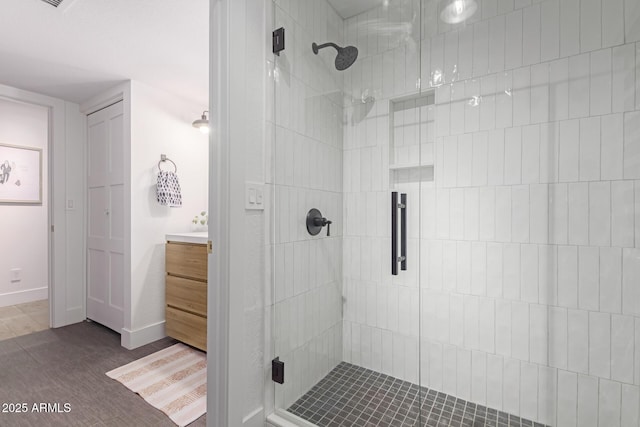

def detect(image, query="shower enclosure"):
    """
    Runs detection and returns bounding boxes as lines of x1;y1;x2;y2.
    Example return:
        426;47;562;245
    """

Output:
269;0;640;426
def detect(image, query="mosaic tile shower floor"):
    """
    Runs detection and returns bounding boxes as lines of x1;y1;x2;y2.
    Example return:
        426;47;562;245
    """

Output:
288;362;548;427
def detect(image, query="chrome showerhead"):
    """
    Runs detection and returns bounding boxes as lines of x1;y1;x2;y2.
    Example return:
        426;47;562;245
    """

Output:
312;42;359;71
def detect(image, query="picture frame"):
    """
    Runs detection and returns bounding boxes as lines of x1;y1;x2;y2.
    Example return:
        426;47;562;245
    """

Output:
0;143;42;204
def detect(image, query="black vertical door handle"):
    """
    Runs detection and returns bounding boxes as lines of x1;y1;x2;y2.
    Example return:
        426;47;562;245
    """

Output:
401;193;407;271
391;192;398;276
392;192;407;275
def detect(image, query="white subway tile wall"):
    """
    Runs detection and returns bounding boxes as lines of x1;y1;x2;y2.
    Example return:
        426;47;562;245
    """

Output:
270;0;640;425
335;0;640;426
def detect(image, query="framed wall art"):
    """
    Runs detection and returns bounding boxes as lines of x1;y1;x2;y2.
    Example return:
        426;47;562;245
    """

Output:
0;143;42;204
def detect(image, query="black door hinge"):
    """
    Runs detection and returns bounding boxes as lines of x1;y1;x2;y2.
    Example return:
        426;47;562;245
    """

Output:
272;357;284;384
273;27;285;56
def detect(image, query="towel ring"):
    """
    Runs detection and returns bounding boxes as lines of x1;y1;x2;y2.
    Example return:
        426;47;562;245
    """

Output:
158;156;177;173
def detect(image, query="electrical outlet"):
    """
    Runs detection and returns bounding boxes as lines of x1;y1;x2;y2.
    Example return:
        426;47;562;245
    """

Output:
10;268;21;283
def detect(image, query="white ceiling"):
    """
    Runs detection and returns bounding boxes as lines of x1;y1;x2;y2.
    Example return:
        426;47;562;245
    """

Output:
328;0;385;19
0;0;209;106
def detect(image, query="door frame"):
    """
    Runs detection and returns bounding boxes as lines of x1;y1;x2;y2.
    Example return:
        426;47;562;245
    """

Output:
208;0;231;425
0;88;64;328
0;96;54;320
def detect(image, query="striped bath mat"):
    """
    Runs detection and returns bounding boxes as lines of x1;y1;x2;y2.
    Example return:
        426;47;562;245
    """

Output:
106;343;206;426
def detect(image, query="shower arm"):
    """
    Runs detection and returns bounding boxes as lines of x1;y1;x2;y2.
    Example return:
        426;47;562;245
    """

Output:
313;42;340;53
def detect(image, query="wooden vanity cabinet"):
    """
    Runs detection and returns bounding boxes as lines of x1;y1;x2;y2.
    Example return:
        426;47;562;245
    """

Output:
165;241;207;351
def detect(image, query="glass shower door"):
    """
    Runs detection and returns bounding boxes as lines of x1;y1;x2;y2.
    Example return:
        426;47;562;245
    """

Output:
270;0;427;425
416;1;556;426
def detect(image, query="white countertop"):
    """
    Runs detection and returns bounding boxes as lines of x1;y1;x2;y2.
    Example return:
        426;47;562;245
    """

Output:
165;231;208;244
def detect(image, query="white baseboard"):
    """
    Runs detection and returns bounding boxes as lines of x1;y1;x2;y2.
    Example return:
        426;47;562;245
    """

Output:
243;406;264;427
121;320;166;349
0;287;48;308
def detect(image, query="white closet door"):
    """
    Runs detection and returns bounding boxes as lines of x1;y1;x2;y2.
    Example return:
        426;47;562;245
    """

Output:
86;101;124;333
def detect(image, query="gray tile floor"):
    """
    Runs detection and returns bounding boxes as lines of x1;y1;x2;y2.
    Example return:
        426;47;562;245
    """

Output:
0;321;206;426
288;362;548;427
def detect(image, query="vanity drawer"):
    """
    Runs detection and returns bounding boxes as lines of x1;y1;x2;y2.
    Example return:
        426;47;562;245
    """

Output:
165;242;207;281
166;306;207;351
166;275;207;317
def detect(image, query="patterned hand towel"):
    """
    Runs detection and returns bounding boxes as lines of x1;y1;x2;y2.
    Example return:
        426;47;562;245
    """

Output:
157;171;183;207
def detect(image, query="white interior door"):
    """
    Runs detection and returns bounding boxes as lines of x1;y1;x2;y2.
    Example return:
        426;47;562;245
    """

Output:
86;101;125;333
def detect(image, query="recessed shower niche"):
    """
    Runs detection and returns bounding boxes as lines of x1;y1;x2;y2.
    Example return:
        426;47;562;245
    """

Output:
389;91;436;185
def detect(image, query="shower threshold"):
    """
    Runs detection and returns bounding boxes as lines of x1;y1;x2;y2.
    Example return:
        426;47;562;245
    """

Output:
286;362;548;427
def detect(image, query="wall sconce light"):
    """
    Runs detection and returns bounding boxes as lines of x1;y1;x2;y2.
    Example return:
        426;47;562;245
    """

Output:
192;111;210;134
440;0;478;24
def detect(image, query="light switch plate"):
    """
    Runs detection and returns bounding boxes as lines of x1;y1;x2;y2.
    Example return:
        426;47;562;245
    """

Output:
245;182;265;211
